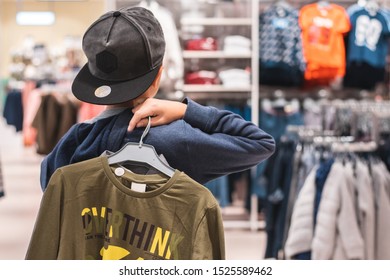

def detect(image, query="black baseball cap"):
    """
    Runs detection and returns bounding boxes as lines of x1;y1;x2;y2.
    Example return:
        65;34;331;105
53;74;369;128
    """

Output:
72;7;165;105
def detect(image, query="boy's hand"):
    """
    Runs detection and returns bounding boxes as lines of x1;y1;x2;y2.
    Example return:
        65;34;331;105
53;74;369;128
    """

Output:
128;98;187;131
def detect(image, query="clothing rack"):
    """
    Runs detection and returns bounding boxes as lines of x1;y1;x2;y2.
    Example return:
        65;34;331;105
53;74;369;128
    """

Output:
282;135;390;259
319;99;390;143
331;140;378;153
263;120;390;259
287;124;380;147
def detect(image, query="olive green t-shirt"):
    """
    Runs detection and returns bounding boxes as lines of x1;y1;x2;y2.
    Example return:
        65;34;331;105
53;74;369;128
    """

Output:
26;156;225;260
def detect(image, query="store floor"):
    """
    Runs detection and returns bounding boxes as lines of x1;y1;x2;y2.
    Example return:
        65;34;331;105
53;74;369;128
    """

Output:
0;118;266;260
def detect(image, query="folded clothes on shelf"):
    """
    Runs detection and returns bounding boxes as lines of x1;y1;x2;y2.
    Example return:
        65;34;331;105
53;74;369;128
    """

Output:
219;68;251;87
185;70;219;85
223;35;251;54
185;37;218;51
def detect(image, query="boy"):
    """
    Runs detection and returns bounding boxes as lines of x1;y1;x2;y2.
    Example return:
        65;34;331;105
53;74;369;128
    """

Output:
40;6;275;190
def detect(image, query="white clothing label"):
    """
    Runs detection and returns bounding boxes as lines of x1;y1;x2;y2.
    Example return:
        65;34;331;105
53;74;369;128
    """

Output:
131;182;146;192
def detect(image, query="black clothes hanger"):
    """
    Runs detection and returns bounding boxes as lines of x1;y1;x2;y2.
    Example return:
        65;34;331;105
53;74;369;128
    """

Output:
107;116;175;177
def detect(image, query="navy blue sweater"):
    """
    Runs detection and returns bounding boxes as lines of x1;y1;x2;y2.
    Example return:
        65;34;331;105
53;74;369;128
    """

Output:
40;98;275;191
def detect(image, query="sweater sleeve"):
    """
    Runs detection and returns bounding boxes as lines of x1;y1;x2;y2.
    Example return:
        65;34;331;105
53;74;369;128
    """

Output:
180;98;275;183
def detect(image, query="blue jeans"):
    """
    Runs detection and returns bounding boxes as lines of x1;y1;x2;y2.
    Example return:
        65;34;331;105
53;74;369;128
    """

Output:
253;110;304;198
264;138;297;258
204;175;230;208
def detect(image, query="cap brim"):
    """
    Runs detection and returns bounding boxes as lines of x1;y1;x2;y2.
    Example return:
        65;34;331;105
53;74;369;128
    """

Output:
71;63;160;105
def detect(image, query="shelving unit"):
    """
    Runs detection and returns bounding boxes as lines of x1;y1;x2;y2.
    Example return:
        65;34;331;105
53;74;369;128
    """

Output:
180;17;252;26
182;50;251;59
180;1;254;97
180;0;262;231
182;84;251;92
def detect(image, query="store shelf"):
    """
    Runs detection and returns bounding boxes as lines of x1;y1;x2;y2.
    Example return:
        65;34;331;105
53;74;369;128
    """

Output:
183;91;251;101
181;84;251;92
179;0;261;232
183;50;251;59
181;17;252;26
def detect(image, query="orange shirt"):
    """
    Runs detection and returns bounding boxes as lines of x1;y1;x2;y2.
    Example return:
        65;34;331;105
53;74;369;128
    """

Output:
299;3;350;81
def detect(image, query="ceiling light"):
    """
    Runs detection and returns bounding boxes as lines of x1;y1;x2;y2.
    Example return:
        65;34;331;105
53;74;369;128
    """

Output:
16;11;56;26
35;0;88;2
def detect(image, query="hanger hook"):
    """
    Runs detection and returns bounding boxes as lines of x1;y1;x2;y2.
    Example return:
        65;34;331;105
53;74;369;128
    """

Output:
139;116;152;148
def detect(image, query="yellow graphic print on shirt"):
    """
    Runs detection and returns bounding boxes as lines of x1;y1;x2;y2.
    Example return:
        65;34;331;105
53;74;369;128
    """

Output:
100;245;130;260
81;206;184;260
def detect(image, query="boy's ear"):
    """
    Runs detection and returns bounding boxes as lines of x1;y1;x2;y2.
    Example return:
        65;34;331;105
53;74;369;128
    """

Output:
152;65;164;87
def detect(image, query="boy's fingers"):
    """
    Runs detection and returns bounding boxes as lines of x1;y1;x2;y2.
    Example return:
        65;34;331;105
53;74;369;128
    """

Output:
127;121;136;132
128;114;158;131
128;107;148;131
128;114;138;131
136;120;149;128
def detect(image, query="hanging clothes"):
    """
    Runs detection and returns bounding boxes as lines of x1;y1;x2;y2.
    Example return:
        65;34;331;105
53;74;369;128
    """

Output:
264;136;298;259
285;154;390;260
204;175;230;208
3;89;23;132
299;2;351;88
354;160;375;259
269;102;390;259
32;93;79;155
311;161;365;260
253;101;304;204
371;161;390;260
259;2;306;87
21;81;38;146
376;132;390;171
285;160;365;260
344;3;390;89
302;98;324;130
284;166;318;259
26;156;225;260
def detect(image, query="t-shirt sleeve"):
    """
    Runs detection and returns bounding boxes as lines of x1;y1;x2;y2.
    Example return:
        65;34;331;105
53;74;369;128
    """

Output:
298;6;310;30
335;7;351;34
26;169;65;259
192;204;226;260
381;10;390;34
